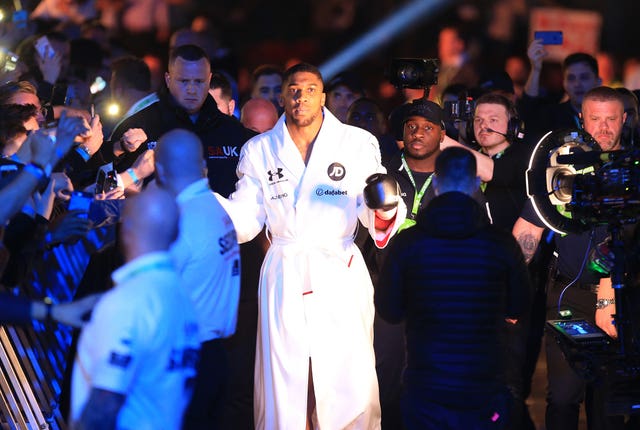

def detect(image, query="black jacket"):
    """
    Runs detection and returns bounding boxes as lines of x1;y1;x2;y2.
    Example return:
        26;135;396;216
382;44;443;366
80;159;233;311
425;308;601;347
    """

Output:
376;191;531;407
104;90;256;197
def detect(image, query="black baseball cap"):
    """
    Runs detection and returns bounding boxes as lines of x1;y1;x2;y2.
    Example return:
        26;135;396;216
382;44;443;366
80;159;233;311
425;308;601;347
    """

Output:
403;100;445;129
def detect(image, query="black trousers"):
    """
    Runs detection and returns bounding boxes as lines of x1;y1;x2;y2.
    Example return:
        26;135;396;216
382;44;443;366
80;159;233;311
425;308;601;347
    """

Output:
182;338;227;430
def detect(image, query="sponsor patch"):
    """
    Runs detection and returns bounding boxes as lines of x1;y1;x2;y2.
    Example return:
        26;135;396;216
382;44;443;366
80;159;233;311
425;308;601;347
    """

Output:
207;146;239;158
315;188;348;197
267;168;284;183
327;163;346;181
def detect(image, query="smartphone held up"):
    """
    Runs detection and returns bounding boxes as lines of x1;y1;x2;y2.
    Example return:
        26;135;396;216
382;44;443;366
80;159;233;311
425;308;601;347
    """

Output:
534;31;563;45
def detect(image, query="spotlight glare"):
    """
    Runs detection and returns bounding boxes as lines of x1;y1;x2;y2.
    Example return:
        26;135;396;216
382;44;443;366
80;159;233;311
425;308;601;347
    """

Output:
107;103;120;117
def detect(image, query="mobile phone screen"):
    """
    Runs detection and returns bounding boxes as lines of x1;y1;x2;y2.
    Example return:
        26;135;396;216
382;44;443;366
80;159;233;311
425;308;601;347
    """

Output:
35;36;55;59
534;31;563;45
68;191;93;218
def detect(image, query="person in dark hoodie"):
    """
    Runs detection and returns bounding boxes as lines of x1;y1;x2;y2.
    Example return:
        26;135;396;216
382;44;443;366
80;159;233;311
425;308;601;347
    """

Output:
376;146;531;430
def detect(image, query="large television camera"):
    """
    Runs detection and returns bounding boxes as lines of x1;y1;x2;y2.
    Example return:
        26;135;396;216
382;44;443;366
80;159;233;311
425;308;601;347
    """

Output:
386;58;439;90
527;128;640;235
527;128;640;416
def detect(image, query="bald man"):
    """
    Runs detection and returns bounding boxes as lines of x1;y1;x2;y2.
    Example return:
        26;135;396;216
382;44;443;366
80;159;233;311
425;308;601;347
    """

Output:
240;98;279;133
71;187;200;429
154;129;241;429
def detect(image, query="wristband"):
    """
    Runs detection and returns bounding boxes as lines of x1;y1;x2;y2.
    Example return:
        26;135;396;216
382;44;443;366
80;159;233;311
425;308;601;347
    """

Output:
76;144;92;161
126;168;140;185
24;162;52;192
23;163;46;182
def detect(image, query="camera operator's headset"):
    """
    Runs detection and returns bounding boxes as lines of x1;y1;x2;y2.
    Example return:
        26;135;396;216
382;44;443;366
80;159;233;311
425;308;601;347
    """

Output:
466;93;525;148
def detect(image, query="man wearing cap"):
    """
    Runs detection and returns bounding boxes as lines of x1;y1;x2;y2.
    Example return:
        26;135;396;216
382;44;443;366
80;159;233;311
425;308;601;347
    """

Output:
325;70;365;123
384;99;489;232
377;147;530;429
373;99;490;428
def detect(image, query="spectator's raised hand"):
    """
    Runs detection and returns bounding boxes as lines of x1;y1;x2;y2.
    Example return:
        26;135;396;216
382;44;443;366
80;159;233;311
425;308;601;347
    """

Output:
33;179;56;219
55;111;90;160
119;128;148;153
527;39;547;72
48;209;92;245
51;172;74;201
54;106;91;123
78;114;104;156
52;294;103;328
95;186;125;201
28;130;58;169
36;48;62;85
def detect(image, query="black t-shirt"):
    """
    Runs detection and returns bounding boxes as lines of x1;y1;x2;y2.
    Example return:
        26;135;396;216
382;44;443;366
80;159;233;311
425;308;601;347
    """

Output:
520;199;604;284
483;142;532;231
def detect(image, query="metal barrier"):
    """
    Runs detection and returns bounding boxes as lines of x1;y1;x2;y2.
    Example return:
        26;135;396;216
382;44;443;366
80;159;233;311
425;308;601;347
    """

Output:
0;224;115;429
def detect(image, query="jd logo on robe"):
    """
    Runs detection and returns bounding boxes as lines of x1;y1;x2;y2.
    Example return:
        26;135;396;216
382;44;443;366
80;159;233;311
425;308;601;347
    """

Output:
327;162;346;181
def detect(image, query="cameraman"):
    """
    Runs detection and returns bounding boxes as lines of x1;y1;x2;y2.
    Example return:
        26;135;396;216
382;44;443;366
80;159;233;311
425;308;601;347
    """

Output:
512;86;628;430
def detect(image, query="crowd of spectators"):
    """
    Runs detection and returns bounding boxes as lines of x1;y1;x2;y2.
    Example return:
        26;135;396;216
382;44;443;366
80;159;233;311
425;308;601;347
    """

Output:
1;0;640;429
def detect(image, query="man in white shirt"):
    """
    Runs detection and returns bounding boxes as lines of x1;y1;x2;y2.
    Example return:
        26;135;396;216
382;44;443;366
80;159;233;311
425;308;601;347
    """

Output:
70;187;200;429
154;128;241;429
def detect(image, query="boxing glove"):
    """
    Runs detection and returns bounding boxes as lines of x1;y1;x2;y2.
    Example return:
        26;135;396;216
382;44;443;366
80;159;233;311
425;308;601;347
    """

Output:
363;173;400;211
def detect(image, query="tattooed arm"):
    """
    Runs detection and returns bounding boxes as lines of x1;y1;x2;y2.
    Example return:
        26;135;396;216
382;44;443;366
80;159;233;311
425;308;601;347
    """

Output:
72;388;125;430
512;216;545;264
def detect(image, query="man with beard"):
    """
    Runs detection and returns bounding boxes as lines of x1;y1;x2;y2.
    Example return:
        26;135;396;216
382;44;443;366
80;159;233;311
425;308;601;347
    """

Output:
373;100;446;429
216;62;406;430
377;147;529;430
386;100;488;232
377;98;493;428
513;86;628;430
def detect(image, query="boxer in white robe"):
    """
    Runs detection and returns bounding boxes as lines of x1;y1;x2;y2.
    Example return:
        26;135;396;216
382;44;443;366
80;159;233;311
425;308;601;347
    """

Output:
217;63;405;430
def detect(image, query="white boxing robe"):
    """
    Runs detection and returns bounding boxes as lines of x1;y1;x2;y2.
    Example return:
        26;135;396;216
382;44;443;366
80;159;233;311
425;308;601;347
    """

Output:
218;108;405;430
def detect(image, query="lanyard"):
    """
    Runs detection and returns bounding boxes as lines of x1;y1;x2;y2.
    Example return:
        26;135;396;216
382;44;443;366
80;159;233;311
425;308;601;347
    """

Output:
479;148;505;193
397;153;433;233
401;153;433;218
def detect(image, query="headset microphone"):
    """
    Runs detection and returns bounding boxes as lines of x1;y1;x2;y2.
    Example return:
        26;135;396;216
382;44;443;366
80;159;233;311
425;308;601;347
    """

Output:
485;127;508;137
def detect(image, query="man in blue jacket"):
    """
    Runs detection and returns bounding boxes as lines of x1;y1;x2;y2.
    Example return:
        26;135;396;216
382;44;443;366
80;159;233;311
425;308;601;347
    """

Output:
377;147;531;430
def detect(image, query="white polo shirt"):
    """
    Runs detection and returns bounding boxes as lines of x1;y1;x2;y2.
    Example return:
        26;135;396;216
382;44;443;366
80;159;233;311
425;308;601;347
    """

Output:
170;179;241;342
71;252;200;430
